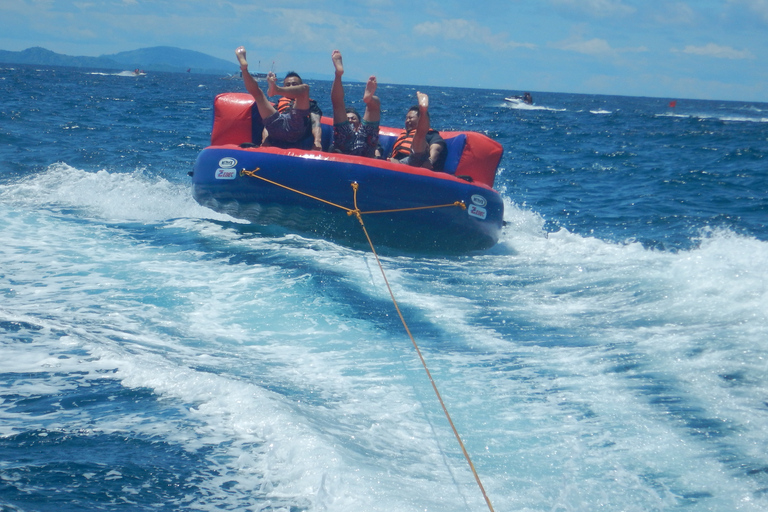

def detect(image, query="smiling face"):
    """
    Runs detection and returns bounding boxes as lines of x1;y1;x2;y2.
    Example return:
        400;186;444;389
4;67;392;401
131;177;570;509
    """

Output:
346;111;361;129
404;110;419;131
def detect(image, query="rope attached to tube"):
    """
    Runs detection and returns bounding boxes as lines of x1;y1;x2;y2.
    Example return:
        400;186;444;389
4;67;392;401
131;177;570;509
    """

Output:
241;168;495;512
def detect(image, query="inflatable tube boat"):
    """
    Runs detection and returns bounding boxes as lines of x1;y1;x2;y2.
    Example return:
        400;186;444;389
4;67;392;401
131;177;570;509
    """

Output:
191;93;504;253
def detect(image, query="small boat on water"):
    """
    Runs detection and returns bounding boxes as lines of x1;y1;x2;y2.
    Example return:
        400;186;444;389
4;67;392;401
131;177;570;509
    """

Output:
191;93;505;253
221;71;268;80
505;92;533;105
116;69;146;77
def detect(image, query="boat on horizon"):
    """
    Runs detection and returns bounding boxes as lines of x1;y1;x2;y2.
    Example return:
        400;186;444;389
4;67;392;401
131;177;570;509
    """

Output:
505;92;533;105
221;71;268;80
115;69;146;77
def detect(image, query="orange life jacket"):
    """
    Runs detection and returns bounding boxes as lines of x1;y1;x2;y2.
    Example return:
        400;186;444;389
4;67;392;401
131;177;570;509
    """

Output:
390;129;416;159
276;96;293;113
276;96;318;113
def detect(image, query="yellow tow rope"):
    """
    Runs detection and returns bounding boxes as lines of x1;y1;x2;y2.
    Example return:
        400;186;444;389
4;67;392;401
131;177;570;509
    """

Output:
241;167;495;512
240;168;466;216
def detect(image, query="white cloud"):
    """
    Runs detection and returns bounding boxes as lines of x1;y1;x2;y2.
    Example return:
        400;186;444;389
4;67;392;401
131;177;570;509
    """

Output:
551;36;647;57
557;37;614;55
726;0;768;23
0;0;52;15
677;43;754;59
651;2;697;24
237;8;385;52
549;0;635;17
413;19;535;50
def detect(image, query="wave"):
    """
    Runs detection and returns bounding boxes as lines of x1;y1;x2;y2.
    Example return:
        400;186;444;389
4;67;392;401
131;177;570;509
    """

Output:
88;71;146;77
0;162;239;223
494;202;768;333
501;102;566;112
656;112;768;123
3;165;768;511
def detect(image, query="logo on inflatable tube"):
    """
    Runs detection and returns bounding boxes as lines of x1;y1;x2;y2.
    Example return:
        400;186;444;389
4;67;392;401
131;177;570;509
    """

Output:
468;205;487;220
215;168;237;179
216;157;238;179
471;194;487;207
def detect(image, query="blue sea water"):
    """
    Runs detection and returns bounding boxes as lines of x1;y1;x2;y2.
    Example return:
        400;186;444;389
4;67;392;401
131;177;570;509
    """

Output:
1;64;767;512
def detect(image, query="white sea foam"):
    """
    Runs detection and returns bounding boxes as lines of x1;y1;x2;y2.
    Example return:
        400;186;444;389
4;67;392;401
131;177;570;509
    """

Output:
0;162;241;223
0;184;478;509
656;112;768;123
3;164;768;511
501;101;566;112
87;71;145;77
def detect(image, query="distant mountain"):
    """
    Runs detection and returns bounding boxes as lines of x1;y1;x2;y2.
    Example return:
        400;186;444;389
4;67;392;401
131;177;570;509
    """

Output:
0;46;237;75
0;47;120;69
102;47;236;74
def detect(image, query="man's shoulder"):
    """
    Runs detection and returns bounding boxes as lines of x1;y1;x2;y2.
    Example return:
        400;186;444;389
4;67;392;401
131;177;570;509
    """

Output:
309;98;323;116
426;129;445;143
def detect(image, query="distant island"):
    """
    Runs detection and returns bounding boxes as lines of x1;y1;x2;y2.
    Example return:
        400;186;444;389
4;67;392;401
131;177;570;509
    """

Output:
0;46;238;75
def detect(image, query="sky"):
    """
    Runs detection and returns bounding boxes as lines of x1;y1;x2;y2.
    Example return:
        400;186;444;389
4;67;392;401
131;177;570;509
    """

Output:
1;0;767;102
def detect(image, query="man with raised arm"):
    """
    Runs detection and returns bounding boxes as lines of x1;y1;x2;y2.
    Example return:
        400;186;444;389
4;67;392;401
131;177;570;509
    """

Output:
329;50;380;157
389;92;446;171
279;71;323;150
235;46;314;148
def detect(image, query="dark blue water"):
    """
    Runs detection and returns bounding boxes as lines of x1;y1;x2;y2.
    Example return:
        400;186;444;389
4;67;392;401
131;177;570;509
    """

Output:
1;64;767;512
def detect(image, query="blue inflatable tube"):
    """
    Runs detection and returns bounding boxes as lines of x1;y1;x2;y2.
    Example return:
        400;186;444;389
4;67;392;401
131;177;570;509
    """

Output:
191;93;505;253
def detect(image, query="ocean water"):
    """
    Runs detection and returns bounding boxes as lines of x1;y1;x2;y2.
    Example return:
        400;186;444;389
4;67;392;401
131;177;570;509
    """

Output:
1;65;767;512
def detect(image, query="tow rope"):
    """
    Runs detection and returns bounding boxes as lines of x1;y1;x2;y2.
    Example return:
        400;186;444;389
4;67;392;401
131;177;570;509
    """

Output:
240;168;466;216
242;167;495;512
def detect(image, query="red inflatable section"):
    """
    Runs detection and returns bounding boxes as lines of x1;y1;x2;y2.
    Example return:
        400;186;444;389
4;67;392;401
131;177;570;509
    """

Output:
211;93;256;146
451;131;503;188
209;93;502;188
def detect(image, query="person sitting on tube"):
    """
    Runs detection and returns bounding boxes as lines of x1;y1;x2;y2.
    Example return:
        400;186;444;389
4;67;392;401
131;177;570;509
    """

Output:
235;46;322;150
389;95;446;171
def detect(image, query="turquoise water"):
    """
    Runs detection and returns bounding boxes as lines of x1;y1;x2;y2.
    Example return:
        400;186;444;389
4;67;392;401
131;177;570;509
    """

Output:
1;65;767;511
